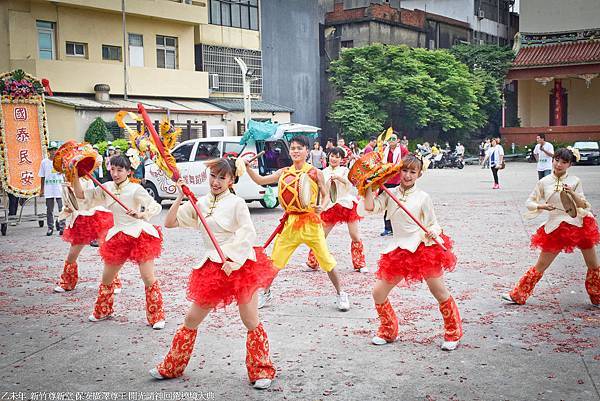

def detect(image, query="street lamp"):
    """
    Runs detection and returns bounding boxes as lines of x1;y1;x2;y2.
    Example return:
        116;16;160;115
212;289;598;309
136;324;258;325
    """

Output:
234;57;258;130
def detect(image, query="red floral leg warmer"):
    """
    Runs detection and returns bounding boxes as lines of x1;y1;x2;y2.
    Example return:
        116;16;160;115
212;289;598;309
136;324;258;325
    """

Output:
439;296;463;342
93;282;115;319
246;323;276;382
351;240;366;270
145;280;165;325
509;267;544;305
375;299;398;342
112;274;122;290
58;261;78;291
156;325;198;378
585;268;600;305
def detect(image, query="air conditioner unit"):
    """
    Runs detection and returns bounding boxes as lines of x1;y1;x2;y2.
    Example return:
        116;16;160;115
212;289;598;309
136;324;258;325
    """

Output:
209;74;219;90
478;9;485;19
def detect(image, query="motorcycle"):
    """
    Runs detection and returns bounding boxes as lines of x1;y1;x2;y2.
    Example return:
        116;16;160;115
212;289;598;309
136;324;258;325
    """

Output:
444;151;465;169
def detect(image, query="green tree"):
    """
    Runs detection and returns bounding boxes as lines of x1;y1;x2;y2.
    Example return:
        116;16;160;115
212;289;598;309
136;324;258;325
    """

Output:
449;44;515;136
328;44;489;142
84;117;110;144
448;44;514;83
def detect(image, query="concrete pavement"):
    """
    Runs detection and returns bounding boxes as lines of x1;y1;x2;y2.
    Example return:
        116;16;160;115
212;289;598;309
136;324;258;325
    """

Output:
1;163;599;400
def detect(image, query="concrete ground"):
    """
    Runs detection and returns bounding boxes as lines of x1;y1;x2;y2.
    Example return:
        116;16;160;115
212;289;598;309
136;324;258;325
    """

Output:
1;162;599;400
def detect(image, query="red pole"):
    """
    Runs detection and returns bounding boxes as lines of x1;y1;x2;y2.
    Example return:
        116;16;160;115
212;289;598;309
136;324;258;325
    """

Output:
86;173;132;213
380;186;447;251
136;103;227;263
263;213;288;248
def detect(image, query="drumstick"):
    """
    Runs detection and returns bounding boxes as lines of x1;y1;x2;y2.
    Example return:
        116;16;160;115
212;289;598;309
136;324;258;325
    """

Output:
380;186;447;251
86;173;133;214
247;151;265;163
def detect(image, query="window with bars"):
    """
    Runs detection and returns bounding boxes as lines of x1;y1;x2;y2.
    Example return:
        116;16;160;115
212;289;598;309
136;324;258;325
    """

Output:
209;0;259;31
200;44;262;95
156;35;178;69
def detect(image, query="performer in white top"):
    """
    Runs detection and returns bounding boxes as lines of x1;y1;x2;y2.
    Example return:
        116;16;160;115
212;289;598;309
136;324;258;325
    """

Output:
54;177;116;293
359;153;463;351
306;147;366;272
150;158;277;390
503;148;600;306
73;155;165;329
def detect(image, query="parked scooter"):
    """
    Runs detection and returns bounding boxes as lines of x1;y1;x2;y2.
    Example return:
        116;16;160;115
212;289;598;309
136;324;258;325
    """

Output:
444;151;465;169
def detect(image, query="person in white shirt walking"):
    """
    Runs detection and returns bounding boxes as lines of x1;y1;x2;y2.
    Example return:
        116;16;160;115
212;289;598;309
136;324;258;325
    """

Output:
38;142;65;236
533;133;554;180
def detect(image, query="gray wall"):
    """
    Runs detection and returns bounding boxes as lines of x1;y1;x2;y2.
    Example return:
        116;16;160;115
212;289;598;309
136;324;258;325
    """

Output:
260;0;321;126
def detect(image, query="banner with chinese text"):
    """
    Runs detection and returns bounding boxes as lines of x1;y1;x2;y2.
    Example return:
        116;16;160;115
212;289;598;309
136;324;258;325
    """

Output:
0;70;49;196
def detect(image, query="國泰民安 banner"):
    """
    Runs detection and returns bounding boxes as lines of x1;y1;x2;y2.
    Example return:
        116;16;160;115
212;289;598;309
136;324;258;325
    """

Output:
0;69;49;196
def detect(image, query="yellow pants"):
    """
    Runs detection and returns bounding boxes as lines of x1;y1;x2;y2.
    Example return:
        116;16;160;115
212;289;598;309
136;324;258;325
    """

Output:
271;215;337;272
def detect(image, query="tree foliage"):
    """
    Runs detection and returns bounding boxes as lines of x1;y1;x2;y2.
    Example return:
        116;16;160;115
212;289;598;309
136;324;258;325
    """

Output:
84;117;110;144
448;44;514;83
328;44;494;142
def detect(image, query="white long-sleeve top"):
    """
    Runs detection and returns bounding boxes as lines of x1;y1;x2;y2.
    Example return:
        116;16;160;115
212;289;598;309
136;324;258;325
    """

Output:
524;172;593;233
59;178;112;228
322;165;356;210
176;190;257;270
357;185;443;253
82;179;161;240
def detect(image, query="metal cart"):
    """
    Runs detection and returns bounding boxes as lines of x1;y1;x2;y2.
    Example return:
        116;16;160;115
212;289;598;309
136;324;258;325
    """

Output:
0;189;46;236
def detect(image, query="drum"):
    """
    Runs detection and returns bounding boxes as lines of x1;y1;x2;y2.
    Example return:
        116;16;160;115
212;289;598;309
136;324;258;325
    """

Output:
54;141;99;182
329;180;337;203
560;190;577;218
278;170;314;213
61;183;80;211
348;152;402;195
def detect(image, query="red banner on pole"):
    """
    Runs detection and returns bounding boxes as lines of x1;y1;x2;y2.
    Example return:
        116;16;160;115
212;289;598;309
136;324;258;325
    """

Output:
0;70;49;196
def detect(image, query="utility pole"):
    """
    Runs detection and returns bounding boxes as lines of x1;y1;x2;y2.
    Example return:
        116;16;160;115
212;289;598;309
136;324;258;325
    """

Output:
122;0;128;100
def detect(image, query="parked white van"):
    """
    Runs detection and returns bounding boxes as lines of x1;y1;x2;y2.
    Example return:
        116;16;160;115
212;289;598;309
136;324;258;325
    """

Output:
142;136;292;208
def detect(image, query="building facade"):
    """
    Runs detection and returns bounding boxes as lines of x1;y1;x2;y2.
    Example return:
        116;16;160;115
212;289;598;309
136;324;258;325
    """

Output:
318;0;475;137
260;0;322;127
402;0;518;46
500;0;600;145
0;0;292;142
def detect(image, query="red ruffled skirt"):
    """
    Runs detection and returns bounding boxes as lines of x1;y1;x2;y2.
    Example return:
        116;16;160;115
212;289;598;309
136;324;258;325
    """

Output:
320;202;362;226
99;226;163;265
530;216;600;253
376;234;457;286
62;211;114;245
187;247;278;309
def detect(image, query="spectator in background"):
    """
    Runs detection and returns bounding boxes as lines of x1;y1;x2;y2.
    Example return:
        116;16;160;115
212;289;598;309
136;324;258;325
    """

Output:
348;141;360;167
400;135;409;147
484;137;504;189
533;133;554;179
380;134;408;236
482;139;491;168
309;140;326;169
479;141;486;166
105;146;116;181
363;136;377;154
38;141;65;236
324;139;335;158
456;142;465;158
92;145;104;182
337;137;353;167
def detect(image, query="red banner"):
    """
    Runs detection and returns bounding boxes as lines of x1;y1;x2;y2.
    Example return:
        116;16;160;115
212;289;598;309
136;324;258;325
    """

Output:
0;70;49;196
